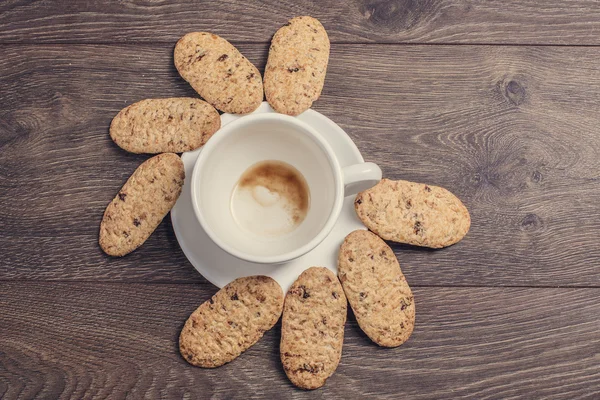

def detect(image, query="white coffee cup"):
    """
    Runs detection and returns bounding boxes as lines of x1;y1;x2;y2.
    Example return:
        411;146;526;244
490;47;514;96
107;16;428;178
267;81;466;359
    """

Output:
191;113;381;264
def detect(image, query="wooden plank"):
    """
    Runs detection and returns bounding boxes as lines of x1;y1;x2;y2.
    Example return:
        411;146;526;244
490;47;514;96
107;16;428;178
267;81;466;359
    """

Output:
1;44;600;286
2;1;600;45
1;283;598;398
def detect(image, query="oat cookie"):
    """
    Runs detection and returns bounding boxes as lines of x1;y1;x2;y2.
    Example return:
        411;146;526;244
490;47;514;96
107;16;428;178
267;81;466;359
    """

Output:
338;230;415;347
355;179;470;248
280;267;346;390
264;16;330;116
174;32;263;114
99;153;184;256
109;98;220;154
179;276;284;368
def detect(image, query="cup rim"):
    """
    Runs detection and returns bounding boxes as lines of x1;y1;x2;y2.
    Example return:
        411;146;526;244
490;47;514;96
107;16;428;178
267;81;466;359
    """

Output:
190;112;345;264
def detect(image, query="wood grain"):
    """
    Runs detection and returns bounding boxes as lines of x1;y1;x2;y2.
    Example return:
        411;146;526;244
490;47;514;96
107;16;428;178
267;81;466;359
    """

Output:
1;282;598;399
2;1;600;45
1;44;599;286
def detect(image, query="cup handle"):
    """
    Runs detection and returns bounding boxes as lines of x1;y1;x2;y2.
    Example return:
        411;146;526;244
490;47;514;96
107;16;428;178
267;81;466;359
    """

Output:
342;162;382;196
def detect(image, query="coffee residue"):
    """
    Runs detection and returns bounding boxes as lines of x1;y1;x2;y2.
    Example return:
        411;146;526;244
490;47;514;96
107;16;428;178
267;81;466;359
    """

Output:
239;160;309;216
232;160;310;236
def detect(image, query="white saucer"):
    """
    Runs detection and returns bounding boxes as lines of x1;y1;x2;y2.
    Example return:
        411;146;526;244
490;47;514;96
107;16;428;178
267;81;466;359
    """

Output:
171;102;366;291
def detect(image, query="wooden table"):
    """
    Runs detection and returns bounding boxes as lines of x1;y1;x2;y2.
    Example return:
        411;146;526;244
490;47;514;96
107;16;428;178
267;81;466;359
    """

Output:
1;1;599;398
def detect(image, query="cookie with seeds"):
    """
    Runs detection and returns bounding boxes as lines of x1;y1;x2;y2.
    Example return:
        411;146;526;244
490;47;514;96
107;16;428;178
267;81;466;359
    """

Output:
109;98;220;154
355;179;470;248
174;32;263;114
338;230;415;347
280;267;346;390
264;16;330;116
99;153;184;256
179;276;284;368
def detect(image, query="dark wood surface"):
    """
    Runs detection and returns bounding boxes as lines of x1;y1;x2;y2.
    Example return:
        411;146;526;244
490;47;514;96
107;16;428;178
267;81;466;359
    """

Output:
2;283;599;399
1;1;599;399
3;0;600;45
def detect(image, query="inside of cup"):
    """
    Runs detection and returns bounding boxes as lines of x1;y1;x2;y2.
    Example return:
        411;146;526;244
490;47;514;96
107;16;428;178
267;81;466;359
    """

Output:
196;116;337;261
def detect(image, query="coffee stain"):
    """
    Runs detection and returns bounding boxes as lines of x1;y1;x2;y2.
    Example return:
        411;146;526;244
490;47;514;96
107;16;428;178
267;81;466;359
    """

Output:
237;160;310;225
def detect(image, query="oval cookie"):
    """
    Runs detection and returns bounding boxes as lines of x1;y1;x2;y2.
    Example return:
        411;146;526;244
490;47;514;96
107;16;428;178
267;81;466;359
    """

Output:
174;32;263;114
280;267;346;390
264;16;330;116
355;179;470;248
179;276;284;368
99;153;184;256
109;98;220;154
338;230;415;347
